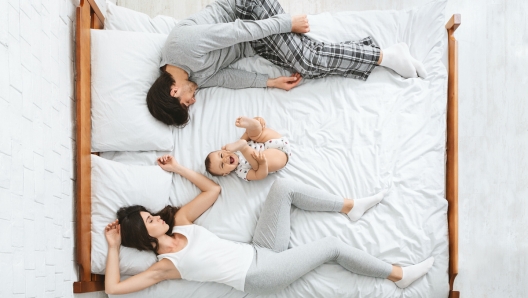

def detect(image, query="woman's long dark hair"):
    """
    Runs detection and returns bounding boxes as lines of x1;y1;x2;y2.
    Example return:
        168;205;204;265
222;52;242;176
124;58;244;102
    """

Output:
146;70;190;127
117;205;180;254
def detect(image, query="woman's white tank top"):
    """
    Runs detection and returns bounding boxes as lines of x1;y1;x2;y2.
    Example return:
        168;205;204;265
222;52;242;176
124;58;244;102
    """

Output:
157;224;254;291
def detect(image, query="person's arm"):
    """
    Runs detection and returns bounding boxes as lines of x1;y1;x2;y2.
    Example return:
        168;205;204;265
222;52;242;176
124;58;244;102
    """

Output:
267;73;303;91
182;16;291;55
201;68;269;89
245;151;269;181
157;155;221;225
104;221;180;295
222;139;259;171
239;146;259;171
201;68;303;90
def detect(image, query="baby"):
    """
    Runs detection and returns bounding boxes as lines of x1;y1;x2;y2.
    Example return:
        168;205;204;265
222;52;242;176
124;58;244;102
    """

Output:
205;117;291;181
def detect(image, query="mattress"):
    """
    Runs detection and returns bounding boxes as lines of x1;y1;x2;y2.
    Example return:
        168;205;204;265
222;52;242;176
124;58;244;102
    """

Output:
94;1;450;297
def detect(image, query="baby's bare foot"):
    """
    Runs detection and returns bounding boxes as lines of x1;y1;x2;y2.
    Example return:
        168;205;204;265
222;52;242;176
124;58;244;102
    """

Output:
236;116;258;128
253;117;266;129
224;139;248;152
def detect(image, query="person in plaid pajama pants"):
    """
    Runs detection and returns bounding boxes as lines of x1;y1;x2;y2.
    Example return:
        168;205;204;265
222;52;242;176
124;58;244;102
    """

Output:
237;0;380;81
235;0;427;81
147;0;426;127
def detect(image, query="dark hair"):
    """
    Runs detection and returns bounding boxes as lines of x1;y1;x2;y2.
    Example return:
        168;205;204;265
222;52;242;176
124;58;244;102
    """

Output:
146;71;190;127
117;205;180;254
204;152;221;176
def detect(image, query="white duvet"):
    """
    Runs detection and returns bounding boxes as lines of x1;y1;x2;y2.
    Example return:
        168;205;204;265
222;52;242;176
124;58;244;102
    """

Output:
95;0;450;297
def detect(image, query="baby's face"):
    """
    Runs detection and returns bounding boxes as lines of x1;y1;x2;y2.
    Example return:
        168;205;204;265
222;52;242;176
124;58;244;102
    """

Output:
208;150;239;176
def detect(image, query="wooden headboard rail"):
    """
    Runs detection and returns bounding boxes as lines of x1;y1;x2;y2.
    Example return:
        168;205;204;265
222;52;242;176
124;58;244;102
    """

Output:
446;13;461;298
73;0;105;293
72;0;462;294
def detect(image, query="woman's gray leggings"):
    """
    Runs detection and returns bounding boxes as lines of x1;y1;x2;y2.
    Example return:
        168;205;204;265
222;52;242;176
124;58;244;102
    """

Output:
243;179;393;295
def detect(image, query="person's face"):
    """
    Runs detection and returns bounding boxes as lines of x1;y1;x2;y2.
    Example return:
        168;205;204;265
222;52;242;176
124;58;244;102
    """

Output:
140;211;169;238
208;150;239;176
170;81;197;107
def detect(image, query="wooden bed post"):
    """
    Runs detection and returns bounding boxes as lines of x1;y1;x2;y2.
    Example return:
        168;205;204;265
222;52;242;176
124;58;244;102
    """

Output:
73;0;105;293
446;14;461;298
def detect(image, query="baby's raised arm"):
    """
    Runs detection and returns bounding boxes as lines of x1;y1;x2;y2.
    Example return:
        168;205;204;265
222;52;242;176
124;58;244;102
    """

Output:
245;151;269;181
223;139;259;171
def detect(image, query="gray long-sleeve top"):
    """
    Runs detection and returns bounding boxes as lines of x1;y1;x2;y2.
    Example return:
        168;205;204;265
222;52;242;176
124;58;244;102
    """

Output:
160;0;291;89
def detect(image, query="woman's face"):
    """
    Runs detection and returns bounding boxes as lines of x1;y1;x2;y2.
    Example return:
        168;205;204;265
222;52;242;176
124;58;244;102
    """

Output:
140;211;169;238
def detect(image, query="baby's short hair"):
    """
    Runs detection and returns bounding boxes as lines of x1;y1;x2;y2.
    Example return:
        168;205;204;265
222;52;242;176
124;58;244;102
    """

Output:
204;151;221;176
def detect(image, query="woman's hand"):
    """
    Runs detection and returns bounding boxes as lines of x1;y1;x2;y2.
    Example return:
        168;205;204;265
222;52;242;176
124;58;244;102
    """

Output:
222;139;247;152
267;73;302;91
251;151;267;166
291;14;310;33
157;155;180;173
105;220;121;249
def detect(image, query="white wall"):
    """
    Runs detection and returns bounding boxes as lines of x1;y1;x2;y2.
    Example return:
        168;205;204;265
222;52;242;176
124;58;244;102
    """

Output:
0;0;105;297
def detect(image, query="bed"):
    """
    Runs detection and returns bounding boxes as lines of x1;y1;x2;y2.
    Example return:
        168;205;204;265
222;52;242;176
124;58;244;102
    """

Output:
73;0;460;297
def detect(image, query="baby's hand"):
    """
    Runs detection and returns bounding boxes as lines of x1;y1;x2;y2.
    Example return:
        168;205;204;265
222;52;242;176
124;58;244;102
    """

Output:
223;139;247;152
251;151;267;165
157;155;179;173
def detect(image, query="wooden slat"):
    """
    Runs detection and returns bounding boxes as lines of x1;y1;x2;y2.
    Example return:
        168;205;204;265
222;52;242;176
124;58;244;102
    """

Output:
74;0;105;293
446;13;461;298
73;279;105;293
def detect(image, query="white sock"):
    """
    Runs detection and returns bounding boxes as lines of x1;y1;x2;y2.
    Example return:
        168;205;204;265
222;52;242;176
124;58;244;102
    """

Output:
347;189;387;221
411;57;428;79
379;43;417;78
395;257;435;289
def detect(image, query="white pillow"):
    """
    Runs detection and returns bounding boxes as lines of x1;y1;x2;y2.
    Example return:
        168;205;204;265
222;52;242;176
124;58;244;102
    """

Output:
91;155;173;275
105;1;178;34
91;29;174;152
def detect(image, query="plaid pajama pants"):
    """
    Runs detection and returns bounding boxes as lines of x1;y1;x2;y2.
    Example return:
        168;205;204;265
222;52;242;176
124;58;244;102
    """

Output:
235;0;381;80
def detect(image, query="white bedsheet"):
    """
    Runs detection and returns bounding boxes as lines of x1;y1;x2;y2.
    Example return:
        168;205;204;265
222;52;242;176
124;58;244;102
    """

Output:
98;1;449;297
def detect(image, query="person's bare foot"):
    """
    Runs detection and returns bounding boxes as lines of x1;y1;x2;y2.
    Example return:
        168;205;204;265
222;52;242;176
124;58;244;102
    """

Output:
253;117;266;129
222;139;247;152
236;116;260;129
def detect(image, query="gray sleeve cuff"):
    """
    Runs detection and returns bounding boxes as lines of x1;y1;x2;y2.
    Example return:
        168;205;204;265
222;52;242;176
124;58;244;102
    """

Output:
254;73;269;88
273;14;292;34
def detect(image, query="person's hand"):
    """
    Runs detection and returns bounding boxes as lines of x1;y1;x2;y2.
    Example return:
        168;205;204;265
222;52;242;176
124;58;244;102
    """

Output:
251;151;267;165
157;155;180;173
291;14;310;33
105;220;121;249
267;73;302;91
222;139;247;152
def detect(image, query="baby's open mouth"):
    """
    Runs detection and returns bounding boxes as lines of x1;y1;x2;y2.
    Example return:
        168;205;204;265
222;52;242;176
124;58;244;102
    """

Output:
229;156;234;164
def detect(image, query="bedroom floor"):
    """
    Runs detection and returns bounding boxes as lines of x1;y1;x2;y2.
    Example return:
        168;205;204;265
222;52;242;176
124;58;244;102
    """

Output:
0;0;526;297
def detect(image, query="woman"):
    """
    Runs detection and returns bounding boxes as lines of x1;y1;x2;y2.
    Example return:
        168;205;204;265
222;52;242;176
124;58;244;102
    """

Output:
146;0;426;126
104;155;434;295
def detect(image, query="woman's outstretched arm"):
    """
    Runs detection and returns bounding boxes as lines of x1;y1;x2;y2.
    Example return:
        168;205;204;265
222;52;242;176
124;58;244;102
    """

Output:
104;221;179;295
157;155;221;225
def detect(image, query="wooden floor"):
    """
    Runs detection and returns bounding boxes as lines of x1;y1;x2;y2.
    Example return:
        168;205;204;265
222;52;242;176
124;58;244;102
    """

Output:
113;0;528;297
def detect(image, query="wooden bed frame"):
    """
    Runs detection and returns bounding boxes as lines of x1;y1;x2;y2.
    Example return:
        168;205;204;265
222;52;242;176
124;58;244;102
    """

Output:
72;0;461;296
